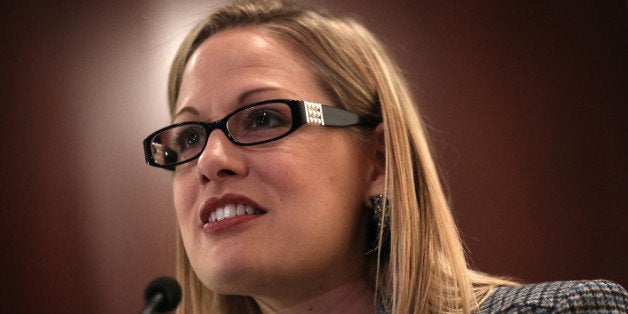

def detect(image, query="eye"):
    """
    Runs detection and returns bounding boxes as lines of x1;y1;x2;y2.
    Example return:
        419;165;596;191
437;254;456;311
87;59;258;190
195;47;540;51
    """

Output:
173;125;205;151
227;102;293;143
243;109;289;130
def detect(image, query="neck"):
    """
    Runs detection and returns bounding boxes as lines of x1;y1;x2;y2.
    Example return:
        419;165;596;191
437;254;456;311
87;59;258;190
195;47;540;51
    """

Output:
254;279;375;314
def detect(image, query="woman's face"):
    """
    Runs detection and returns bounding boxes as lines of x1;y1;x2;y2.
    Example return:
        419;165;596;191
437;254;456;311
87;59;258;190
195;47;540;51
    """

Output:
172;27;379;300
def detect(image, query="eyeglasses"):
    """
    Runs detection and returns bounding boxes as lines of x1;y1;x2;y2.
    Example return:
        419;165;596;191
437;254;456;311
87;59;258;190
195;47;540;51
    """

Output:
143;99;375;170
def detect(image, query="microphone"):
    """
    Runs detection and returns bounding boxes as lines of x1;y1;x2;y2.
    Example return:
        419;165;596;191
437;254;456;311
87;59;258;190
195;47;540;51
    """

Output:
141;277;182;314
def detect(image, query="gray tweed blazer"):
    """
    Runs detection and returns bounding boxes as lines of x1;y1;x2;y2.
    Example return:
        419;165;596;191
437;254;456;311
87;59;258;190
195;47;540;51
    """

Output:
378;280;628;313
478;279;627;313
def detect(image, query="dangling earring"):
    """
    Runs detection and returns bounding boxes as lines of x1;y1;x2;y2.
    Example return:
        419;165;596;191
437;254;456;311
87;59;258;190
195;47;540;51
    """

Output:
370;194;390;230
369;194;390;259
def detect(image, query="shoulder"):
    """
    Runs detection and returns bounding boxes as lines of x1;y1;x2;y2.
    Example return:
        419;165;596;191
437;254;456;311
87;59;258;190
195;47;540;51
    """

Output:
478;279;628;313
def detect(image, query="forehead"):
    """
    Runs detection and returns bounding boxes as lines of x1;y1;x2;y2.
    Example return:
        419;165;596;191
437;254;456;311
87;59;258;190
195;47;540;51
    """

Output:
176;27;320;111
188;27;304;71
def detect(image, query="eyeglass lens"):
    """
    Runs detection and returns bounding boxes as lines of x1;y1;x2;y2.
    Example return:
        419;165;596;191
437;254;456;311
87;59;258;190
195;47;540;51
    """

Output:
148;101;294;166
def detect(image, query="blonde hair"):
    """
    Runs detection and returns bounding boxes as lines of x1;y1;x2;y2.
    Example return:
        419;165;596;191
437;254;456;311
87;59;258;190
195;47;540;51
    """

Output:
167;0;514;312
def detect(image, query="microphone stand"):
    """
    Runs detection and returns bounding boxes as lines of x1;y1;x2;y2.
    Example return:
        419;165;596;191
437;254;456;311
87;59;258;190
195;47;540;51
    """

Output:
141;292;164;314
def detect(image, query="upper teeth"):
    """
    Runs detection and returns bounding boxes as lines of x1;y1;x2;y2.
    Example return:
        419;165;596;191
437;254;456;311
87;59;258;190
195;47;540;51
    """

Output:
208;204;256;222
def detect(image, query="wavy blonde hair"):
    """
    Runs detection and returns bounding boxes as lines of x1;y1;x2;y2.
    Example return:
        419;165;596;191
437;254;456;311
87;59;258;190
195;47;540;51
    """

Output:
167;0;514;313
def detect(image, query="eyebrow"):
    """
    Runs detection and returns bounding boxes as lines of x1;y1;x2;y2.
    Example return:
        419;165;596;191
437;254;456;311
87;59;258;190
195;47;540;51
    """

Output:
236;86;284;105
173;86;288;120
173;106;199;119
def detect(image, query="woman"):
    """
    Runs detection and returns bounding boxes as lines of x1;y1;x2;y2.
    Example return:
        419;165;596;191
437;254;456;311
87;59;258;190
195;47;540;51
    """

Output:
143;0;627;313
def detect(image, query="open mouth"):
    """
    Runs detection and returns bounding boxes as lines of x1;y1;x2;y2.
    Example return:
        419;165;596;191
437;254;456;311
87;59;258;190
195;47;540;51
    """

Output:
206;203;264;223
199;194;267;227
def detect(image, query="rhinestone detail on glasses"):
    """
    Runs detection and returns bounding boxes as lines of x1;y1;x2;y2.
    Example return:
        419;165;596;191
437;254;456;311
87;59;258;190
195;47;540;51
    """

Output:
304;101;324;125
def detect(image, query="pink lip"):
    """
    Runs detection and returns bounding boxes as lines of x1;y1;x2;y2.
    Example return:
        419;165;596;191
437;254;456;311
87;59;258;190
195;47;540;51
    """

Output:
199;193;266;233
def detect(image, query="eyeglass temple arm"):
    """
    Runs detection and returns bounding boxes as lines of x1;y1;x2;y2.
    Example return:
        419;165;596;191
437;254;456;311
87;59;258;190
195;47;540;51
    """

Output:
301;101;369;127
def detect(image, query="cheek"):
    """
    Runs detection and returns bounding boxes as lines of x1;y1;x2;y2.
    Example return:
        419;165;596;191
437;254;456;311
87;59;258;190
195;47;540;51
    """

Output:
258;136;370;218
259;154;323;199
172;172;197;220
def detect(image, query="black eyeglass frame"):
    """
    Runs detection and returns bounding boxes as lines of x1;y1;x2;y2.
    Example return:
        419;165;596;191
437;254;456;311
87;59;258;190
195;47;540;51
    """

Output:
143;99;377;170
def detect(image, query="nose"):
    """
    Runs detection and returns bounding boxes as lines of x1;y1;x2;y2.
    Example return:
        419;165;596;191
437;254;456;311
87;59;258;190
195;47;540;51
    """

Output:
195;129;248;184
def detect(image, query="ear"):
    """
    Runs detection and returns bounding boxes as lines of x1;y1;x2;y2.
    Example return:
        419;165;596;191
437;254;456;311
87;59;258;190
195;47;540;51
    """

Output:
366;122;386;199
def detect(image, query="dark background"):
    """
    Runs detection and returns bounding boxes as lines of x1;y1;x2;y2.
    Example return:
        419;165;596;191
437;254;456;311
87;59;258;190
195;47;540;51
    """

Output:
1;1;625;312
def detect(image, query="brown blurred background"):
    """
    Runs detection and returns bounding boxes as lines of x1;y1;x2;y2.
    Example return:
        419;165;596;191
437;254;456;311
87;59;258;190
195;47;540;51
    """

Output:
1;1;625;313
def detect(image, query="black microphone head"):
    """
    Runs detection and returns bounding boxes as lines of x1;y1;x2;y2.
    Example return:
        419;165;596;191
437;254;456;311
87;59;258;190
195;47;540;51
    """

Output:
144;277;182;312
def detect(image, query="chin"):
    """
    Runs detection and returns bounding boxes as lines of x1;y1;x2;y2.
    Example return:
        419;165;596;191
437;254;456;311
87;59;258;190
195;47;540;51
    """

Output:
196;260;267;295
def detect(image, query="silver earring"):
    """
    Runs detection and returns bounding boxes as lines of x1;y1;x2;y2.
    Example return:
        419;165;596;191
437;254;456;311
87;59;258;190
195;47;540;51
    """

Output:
370;194;390;230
